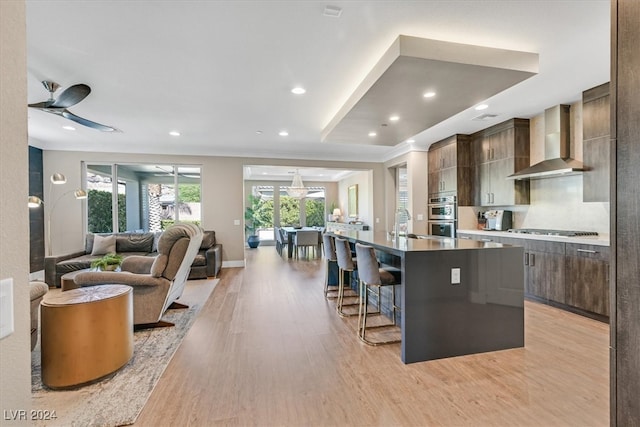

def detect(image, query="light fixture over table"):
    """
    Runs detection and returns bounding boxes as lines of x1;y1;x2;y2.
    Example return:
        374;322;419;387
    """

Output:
286;169;309;198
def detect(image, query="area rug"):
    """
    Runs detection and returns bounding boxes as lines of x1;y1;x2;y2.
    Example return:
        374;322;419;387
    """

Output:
31;279;219;427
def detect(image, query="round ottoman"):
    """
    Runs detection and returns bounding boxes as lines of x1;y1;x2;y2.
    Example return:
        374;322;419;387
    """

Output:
40;284;134;389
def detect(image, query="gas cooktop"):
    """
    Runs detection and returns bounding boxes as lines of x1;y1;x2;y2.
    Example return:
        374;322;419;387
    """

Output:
507;228;598;237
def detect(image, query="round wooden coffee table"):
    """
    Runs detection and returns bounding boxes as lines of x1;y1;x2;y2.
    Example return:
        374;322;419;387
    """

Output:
40;284;134;389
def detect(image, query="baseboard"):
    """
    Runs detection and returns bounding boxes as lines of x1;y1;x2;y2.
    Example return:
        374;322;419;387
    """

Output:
222;260;245;268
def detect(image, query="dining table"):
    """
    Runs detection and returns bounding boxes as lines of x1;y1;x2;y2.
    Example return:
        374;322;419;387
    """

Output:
281;227;322;259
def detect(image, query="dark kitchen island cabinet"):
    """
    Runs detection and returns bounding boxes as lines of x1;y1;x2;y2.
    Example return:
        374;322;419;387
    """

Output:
327;230;524;364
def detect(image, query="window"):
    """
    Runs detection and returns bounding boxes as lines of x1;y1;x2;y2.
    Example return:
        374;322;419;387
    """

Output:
85;163;201;233
396;166;409;234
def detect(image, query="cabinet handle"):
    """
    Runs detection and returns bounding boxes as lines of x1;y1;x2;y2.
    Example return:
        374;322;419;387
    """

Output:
490;148;494;160
524;252;529;266
480;238;493;242
577;249;597;254
459;236;471;240
530;253;535;266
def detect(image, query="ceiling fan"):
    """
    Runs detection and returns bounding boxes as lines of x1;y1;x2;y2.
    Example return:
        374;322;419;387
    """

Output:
28;80;117;132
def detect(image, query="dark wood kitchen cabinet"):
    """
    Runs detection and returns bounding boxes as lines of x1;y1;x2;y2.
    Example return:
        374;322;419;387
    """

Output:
428;134;473;205
524;240;566;303
565;243;610;316
582;82;610;203
471;118;530;206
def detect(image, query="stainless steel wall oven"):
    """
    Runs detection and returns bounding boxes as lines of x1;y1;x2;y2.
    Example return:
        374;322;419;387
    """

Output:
428;195;457;237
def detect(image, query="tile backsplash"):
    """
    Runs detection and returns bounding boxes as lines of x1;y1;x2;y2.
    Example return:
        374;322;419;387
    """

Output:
459;174;610;238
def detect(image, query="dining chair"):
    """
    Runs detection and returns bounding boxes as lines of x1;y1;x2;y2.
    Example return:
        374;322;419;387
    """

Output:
334;237;359;317
294;229;319;259
354;242;401;345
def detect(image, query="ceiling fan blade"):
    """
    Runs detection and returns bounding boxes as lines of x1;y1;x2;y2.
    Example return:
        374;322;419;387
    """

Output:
28;100;55;109
50;84;91;108
61;110;117;132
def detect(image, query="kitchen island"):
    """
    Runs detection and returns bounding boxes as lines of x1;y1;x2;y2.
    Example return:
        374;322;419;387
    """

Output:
327;230;524;364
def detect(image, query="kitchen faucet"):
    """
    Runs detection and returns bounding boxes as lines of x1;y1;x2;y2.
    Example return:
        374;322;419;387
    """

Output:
393;208;412;242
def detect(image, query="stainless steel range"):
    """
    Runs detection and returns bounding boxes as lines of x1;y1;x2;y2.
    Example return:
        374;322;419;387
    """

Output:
507;228;598;237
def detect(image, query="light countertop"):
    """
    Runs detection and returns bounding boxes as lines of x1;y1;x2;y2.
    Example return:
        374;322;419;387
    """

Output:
457;229;610;247
327;230;510;256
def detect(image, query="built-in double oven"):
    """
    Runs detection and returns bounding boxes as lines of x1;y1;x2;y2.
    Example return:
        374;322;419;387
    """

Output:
427;195;457;237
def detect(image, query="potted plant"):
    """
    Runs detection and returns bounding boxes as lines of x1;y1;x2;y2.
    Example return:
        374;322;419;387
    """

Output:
244;194;261;249
91;253;124;271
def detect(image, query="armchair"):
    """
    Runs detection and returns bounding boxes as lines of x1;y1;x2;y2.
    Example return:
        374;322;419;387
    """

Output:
73;223;204;328
30;281;49;350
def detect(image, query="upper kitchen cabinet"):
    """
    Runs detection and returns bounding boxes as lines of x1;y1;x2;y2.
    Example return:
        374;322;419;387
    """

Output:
472;118;530;206
582;82;610;203
428;134;473;205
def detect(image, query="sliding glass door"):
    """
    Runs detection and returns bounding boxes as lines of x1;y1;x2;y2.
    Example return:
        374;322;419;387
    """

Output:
247;184;326;243
85;163;201;233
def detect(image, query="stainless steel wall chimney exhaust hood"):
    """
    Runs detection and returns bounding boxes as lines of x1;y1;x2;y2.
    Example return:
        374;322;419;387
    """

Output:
507;104;583;180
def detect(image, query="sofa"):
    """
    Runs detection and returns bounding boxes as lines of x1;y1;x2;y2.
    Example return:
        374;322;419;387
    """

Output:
45;229;222;288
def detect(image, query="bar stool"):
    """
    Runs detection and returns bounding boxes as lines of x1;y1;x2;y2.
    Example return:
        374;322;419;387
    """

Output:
322;233;338;298
355;243;401;346
334;237;359;317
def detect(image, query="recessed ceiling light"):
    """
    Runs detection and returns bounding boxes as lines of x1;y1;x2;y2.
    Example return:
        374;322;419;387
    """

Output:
323;5;342;17
475;104;489;111
256;130;263;135
406;139;416;144
279;131;289;136
368;132;377;137
423;91;436;98
169;131;181;136
62;125;76;131
291;87;306;95
389;115;400;121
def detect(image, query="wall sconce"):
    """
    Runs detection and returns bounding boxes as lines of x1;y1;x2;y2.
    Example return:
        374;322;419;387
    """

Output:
28;173;87;256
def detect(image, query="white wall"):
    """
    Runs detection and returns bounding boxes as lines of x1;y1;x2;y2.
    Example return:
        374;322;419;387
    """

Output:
336;170;373;224
0;0;32;419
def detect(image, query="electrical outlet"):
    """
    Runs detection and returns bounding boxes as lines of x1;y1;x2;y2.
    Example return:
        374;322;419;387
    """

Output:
417;214;424;221
0;278;14;340
451;268;461;285
234;219;240;226
375;218;380;223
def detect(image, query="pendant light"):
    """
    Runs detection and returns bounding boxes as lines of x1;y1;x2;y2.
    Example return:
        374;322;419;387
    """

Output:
286;169;309;198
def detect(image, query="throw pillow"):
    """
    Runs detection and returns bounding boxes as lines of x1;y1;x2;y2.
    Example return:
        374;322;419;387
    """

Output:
91;234;116;255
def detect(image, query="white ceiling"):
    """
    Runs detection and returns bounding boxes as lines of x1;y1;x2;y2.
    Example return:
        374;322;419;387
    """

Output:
26;0;610;171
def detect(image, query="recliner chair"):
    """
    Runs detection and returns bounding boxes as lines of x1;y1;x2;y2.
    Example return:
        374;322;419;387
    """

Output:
30;281;49;350
73;223;204;328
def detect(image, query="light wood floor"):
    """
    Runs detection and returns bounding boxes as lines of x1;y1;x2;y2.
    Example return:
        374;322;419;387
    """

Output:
135;246;609;426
